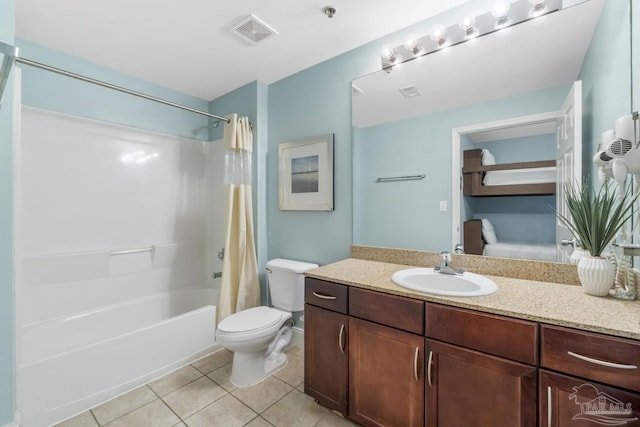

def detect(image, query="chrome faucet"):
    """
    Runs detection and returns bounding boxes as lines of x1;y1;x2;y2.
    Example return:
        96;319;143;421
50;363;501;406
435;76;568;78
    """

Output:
435;251;463;275
454;243;464;254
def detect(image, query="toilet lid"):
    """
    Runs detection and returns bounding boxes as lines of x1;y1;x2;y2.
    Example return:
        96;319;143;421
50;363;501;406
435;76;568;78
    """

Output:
218;306;285;333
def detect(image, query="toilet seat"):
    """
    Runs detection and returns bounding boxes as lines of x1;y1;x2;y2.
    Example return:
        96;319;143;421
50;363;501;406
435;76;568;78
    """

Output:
217;306;291;341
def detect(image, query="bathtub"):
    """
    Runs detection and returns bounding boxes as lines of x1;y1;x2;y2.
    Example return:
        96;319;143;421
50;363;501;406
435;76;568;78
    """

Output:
17;286;219;427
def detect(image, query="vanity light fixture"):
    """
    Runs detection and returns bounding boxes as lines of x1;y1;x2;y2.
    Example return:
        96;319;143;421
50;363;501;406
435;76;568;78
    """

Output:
379;0;562;71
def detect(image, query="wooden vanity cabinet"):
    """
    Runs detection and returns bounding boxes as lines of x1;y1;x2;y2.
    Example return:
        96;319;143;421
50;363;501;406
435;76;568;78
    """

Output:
425;303;538;427
304;278;349;416
539;324;640;426
348;288;425;427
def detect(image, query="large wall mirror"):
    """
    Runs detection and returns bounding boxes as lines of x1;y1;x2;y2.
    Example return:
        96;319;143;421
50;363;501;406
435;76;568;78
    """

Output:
352;0;634;263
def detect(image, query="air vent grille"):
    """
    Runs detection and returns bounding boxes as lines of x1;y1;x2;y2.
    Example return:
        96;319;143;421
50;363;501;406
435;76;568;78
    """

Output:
231;14;279;45
399;85;421;98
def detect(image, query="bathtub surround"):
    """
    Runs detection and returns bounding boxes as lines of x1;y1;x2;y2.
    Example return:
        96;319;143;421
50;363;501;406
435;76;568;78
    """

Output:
15;108;220;427
218;114;260;323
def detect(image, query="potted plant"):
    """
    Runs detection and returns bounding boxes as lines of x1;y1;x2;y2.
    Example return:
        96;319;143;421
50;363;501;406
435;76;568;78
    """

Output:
556;181;636;296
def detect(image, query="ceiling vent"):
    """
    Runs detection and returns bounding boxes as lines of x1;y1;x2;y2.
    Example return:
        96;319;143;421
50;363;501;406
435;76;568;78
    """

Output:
399;85;421;99
231;14;279;45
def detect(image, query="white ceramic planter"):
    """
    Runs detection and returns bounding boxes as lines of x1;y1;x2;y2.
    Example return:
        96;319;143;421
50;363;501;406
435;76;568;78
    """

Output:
569;248;589;265
577;256;615;296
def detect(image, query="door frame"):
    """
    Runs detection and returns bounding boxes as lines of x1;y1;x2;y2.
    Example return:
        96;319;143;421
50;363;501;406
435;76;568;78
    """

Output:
451;111;561;250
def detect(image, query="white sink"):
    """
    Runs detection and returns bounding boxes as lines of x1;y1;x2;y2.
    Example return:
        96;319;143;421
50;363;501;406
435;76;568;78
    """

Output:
391;268;498;297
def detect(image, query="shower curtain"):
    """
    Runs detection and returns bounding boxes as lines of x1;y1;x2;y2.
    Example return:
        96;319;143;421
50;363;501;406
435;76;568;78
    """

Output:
218;114;260;322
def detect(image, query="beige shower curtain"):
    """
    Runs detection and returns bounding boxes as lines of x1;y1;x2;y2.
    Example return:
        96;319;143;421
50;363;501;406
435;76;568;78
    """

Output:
218;113;260;323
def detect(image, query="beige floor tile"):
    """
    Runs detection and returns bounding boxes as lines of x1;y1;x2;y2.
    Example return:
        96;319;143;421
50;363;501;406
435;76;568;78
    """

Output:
297;383;305;392
172;423;186;427
207;362;236;392
162;376;227;419
245;416;274;427
262;389;330;427
285;345;304;357
105;400;179;427
53;410;99;427
231;376;293;413
314;412;360;427
192;349;233;374
92;386;157;425
149;365;203;396
273;354;304;387
183;394;257;427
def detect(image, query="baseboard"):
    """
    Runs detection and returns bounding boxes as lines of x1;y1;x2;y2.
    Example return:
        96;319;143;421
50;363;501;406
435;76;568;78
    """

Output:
291;326;304;350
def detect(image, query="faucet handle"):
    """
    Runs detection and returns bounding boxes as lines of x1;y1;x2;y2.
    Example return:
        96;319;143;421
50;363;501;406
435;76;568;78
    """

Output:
440;251;451;265
454;244;464;254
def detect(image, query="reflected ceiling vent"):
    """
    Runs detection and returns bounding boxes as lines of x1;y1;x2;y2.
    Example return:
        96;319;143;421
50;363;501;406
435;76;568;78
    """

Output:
352;84;364;97
399;85;421;99
231;14;279;45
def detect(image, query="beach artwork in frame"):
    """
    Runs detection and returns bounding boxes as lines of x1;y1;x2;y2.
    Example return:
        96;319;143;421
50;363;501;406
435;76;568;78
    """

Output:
278;134;334;211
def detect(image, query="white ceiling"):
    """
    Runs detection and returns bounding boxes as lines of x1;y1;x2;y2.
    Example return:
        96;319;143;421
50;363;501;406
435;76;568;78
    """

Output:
14;0;470;101
352;0;604;128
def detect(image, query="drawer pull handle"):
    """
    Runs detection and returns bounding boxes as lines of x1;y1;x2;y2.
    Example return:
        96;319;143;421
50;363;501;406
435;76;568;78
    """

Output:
312;292;336;300
547;386;552;427
427;350;434;387
413;347;420;383
338;324;345;353
567;351;638;370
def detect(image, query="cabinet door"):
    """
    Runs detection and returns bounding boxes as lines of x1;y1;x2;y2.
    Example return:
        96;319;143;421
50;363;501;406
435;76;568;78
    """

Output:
304;304;348;415
540;370;640;427
426;339;537;427
349;317;424;427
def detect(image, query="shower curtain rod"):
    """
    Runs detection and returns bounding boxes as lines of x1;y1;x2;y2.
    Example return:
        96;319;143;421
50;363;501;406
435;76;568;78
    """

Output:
0;42;230;124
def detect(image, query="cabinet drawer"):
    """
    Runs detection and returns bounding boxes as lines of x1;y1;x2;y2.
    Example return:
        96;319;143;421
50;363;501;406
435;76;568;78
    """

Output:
305;278;348;314
426;303;538;365
349;287;424;334
541;324;640;392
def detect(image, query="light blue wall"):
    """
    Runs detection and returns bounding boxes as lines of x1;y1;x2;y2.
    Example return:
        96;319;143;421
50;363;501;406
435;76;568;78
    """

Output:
0;0;15;423
18;39;210;139
209;81;270;304
353;85;569;251
578;0;632;183
480;134;556;163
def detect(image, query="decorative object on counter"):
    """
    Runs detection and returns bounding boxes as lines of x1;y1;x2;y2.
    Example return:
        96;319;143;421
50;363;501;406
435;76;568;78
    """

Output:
555;181;636;296
569;247;588;265
278;134;334;211
609;250;637;300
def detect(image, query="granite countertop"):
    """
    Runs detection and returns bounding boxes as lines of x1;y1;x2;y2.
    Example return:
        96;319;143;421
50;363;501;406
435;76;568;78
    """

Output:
305;258;640;341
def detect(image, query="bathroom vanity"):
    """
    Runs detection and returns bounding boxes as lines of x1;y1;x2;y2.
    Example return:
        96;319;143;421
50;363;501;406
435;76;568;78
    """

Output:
303;257;640;427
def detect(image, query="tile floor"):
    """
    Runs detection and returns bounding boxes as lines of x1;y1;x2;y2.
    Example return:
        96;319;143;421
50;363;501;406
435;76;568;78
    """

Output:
54;346;359;427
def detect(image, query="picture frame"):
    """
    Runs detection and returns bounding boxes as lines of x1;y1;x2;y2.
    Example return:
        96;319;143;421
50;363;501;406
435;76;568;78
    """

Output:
278;134;334;211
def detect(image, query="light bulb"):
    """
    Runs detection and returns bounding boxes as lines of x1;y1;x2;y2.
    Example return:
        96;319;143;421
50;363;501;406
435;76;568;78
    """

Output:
459;16;477;38
382;46;400;64
429;25;448;48
404;37;422;56
492;1;510;24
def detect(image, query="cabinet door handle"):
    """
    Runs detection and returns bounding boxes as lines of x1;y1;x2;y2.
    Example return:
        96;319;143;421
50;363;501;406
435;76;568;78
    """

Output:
312;291;336;300
567;351;638;370
427;350;434;387
413;347;420;383
547;386;552;427
338;324;345;353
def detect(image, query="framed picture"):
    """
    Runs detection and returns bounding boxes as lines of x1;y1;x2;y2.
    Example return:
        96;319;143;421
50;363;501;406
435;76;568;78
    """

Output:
279;134;334;211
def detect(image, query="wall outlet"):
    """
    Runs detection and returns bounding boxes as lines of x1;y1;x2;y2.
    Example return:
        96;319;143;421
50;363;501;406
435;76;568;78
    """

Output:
439;201;448;212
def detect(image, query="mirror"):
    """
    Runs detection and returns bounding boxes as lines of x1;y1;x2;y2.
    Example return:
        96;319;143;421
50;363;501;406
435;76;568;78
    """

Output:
352;0;634;262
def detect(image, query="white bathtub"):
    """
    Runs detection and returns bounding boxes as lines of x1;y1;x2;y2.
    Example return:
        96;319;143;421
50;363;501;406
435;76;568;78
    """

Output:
17;287;219;427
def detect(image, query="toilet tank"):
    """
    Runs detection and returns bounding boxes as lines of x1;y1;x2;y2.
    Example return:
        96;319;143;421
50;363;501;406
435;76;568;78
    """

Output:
267;258;319;312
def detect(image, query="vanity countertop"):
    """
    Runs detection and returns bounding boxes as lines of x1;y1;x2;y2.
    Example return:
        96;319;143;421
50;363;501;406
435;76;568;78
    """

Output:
305;258;640;341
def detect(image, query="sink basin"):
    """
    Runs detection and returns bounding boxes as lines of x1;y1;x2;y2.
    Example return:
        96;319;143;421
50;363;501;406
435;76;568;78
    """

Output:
391;268;498;297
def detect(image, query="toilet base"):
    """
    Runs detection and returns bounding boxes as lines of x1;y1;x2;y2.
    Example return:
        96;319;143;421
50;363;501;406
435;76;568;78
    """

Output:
230;350;288;387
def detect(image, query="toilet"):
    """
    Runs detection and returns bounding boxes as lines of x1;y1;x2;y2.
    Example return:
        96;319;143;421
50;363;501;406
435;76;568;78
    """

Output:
215;258;318;387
